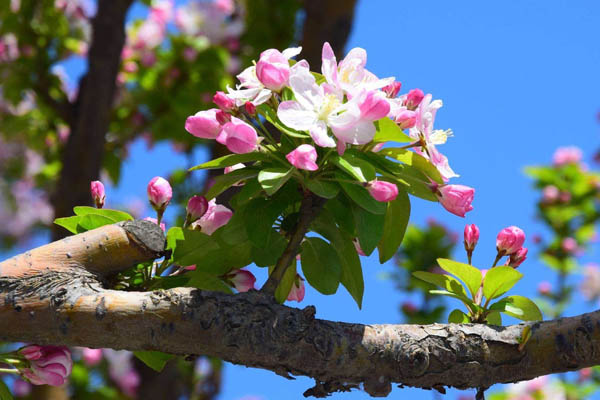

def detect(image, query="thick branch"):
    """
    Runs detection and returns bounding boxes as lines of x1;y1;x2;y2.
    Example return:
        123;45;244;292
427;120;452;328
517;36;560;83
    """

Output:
1;223;598;398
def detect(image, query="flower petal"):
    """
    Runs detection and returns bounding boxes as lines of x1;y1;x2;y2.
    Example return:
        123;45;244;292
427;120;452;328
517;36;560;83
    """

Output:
309;121;336;148
277;101;318;131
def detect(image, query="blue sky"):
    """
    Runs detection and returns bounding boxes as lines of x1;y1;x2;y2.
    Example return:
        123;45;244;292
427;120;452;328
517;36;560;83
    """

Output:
10;1;600;399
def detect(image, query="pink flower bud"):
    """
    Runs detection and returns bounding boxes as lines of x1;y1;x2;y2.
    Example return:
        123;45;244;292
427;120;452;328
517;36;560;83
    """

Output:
435;184;475;217
538;281;552;295
404;88;425;110
553;146;583;166
228;269;256;292
215;110;232;125
144;217;166;232
255;49;290;91
287;274;305;302
185;109;222;139
147;176;172;211
19;346;72;386
13;379;31;397
382;81;402;98
90;180;105;208
216;117;260;154
463;224;479;251
20;345;42;361
359;91;390;121
366;180;398;202
186;195;208;221
213;91;235;112
286;144;318;171
193;199;233;235
496;226;525;255
141;51;157;67
542;185;559;203
182;46;197;61
395;109;416;129
123;60;138;73
244;101;256;116
508;247;527;268
561;237;578;253
224;163;245;174
82;348;103;367
401;301;418;315
371;142;385;152
353;238;366;256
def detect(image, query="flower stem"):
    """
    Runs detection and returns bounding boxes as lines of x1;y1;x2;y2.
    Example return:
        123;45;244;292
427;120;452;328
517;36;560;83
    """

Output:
0;367;19;374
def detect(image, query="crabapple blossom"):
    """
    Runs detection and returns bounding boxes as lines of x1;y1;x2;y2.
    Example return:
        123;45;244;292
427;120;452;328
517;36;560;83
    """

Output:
256;49;293;91
404;88;424;110
213;91;235;112
464;224;479;251
224;163;245;174
82;348;103;367
186;195;209;221
553;146;583;166
287;274;305;302
353;238;366;256
581;264;600;300
216;117;261;154
147;176;172;211
561;237;578;253
286;144;319;171
193;199;233;235
90;180;105;208
382;81;402;98
496;226;526;255
228;269;256;292
144;217;166;232
508;247;528;268
366;180;398;202
435;184;474;217
185;109;221;139
19;346;73;386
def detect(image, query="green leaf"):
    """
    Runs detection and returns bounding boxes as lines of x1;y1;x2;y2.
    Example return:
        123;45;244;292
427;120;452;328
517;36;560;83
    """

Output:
0;380;13;400
301;237;342;295
54;215;82;234
413;271;469;298
378;190;410;263
258;167;293;196
325;197;355;234
242;198;284;248
186;271;233;293
189;152;268;170
489;295;542;321
332;154;376;182
251;230;287;267
273;262;298;304
486;311;503;326
339;179;387;215
73;206;133;221
379;148;443;184
205;168;259;200
168;228;220;266
305;179;340;199
134;351;174;372
352;204;385;256
437;258;483;299
483;266;523;301
77;214;116;231
373;117;413;143
429;290;479;312
312;211;364;308
448;309;470;323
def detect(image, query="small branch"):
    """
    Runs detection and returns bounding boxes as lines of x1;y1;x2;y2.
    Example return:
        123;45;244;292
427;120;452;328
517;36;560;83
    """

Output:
261;191;326;295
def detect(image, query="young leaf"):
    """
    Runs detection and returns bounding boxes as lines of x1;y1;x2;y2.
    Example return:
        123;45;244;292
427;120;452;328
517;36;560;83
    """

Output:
273;261;298;304
186;271;233;293
77;214;116;231
205;168;259;200
54;216;83;234
332;154;376;182
485;311;503;326
325;196;356;234
437;258;483;299
482;266;523;301
251;230;287;267
448;309;470;323
378;148;443;184
373;117;413;143
352;203;385;256
301;237;342;295
413;271;469;298
134;351;174;372
378;190;410;263
489;295;543;321
189;152;268;170
305;179;340;199
258;167;293;196
73;206;133;221
339;179;387;215
429;289;479;313
169;228;220;266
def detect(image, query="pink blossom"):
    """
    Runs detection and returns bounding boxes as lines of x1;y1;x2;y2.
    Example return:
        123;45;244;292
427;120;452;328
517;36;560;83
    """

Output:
435;184;474;217
404;89;425;110
194;199;233;235
224;163;245;174
353;238;366;256
358;90;390;121
256;49;293;91
216;117;261;154
581;264;600;300
140;51;157;67
116;369;140;397
228;269;256;292
214;0;234;15
149;0;173;24
144;217;166;232
215;110;231;125
401;301;418;315
366;180;398;202
542;185;559;203
553;146;583;166
185;109;222;139
496;226;526;255
287;275;305;302
182;46;197;61
147;176;172;211
382;81;402;98
90;180;105;208
13;379;31;397
286;144;318;171
464;224;479;251
561;237;578;254
395;109;417;129
186;195;209;221
19;346;72;386
123;60;138;73
508;247;528;268
82;348;103;367
213;91;236;112
538;281;552;295
244;101;256;116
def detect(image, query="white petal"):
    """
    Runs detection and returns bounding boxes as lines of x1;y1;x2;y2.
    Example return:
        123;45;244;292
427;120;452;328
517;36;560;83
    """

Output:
282;46;302;59
277;101;318;131
321;42;338;85
332;119;376;145
309;121;336;148
252;88;273;106
289;66;322;111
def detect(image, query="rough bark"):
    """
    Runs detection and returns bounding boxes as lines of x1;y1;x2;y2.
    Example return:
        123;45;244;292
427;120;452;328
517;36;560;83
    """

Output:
1;221;598;398
51;0;133;241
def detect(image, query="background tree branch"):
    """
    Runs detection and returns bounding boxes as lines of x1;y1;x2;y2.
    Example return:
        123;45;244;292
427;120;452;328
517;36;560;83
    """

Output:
1;222;597;398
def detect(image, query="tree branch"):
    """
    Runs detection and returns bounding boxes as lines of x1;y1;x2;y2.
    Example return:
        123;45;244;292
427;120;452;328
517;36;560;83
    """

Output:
1;222;598;398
